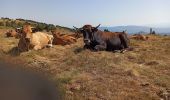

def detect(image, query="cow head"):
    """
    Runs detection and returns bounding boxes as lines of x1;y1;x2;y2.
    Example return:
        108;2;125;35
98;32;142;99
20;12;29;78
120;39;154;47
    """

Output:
51;30;61;38
16;27;22;33
22;25;33;43
73;24;101;45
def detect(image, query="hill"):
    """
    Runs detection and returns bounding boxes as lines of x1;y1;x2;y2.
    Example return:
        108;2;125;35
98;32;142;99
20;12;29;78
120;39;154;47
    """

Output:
0;17;73;32
0;26;170;99
100;25;170;34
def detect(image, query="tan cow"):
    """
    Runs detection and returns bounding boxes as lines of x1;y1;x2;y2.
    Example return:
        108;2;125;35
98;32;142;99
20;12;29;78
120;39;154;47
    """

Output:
18;25;54;52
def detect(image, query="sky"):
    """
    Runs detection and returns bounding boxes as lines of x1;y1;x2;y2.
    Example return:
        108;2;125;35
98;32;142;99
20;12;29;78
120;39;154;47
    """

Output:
0;0;170;28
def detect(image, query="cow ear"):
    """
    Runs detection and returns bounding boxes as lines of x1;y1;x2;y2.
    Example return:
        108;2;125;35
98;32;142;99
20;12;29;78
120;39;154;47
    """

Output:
79;29;84;33
92;27;98;32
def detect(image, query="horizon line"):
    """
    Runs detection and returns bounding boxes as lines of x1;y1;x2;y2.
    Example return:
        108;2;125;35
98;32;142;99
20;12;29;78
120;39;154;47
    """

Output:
1;17;170;28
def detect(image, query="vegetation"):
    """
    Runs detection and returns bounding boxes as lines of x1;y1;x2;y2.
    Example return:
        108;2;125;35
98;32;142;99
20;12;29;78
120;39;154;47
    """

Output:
0;17;73;32
104;29;110;32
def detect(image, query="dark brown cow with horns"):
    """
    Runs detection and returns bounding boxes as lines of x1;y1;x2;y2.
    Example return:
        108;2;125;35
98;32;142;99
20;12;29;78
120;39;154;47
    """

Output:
74;24;130;52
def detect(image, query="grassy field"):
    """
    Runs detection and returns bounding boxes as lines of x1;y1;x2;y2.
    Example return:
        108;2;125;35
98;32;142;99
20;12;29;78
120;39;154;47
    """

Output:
0;29;170;100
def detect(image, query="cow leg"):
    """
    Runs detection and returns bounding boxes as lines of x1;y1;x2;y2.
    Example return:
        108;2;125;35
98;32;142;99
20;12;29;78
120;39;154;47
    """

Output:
46;41;53;48
46;35;54;48
83;45;88;49
33;45;42;50
47;44;53;48
94;43;107;51
120;49;127;53
83;45;92;50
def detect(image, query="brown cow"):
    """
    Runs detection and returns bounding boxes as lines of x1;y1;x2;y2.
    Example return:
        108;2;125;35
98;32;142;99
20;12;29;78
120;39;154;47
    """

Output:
6;30;17;38
18;25;54;52
73;27;83;38
66;33;81;39
74;24;130;51
52;30;77;45
130;34;149;41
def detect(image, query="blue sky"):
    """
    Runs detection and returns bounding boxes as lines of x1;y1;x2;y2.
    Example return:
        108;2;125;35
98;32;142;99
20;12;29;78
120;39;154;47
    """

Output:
0;0;170;27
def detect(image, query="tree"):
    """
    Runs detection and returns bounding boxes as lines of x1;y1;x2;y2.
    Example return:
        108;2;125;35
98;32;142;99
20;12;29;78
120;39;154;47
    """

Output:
11;21;17;28
17;22;23;27
46;24;56;32
0;22;4;26
104;29;110;32
36;23;47;31
5;21;11;27
152;31;156;35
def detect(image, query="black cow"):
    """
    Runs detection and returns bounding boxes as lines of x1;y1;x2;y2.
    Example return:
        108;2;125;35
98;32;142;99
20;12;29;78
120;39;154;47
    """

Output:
74;24;130;52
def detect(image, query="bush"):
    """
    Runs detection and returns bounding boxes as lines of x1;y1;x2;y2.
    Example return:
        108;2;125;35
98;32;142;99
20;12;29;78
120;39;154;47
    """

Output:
46;24;56;32
36;23;47;31
0;22;4;26
104;29;110;32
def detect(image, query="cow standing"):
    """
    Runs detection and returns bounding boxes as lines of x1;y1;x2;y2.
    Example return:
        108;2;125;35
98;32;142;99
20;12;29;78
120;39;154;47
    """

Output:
74;24;130;52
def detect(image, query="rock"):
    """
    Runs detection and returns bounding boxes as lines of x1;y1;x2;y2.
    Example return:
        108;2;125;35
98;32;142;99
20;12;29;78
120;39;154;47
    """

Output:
158;89;170;100
126;69;140;77
68;83;81;91
140;82;150;87
66;91;73;95
145;61;159;66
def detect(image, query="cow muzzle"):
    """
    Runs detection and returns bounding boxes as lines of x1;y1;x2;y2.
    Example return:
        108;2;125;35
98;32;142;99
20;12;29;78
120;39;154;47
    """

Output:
84;39;91;45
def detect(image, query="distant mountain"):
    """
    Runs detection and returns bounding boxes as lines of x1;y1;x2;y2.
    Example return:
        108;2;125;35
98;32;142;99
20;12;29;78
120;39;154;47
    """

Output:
100;25;170;34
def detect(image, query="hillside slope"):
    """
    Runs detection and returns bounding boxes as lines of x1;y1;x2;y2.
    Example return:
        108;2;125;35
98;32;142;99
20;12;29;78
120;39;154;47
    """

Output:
0;17;73;33
0;30;170;100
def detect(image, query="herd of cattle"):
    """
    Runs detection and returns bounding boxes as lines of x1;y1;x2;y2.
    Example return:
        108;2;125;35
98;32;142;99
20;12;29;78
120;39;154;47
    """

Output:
5;24;151;52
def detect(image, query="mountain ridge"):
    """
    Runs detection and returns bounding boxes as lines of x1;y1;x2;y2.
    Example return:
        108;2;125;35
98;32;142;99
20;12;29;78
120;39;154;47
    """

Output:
100;25;170;34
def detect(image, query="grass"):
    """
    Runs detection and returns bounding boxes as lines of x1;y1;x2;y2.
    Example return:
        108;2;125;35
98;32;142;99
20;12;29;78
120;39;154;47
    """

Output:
0;29;170;100
0;26;13;29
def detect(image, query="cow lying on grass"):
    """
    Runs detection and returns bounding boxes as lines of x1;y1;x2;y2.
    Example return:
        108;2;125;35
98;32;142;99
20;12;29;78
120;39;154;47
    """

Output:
52;30;77;45
130;34;149;41
74;24;130;52
18;25;54;52
6;30;18;38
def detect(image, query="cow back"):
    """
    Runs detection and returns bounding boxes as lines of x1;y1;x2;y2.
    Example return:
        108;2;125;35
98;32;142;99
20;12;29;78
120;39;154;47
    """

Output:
30;32;51;47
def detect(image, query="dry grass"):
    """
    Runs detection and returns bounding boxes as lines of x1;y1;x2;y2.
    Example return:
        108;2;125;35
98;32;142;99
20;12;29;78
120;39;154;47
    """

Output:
0;29;170;100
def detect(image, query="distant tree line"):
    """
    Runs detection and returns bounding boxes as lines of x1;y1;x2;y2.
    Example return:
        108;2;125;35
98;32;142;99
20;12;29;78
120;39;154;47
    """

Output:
104;29;110;32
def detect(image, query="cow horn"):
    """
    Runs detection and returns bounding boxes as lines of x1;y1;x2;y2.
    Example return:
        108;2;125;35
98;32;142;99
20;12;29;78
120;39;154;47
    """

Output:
95;24;101;29
123;30;127;33
73;26;79;30
73;26;83;31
